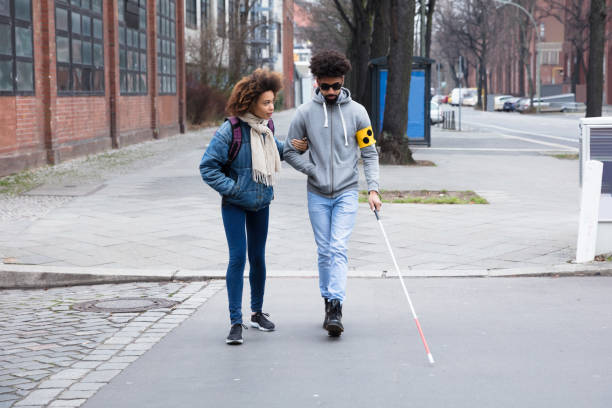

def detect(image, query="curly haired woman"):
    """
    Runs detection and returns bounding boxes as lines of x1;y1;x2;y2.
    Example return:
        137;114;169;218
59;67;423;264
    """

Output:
199;69;307;345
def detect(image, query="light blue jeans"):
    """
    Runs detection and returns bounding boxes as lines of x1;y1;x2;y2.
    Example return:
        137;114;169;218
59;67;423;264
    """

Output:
307;190;359;303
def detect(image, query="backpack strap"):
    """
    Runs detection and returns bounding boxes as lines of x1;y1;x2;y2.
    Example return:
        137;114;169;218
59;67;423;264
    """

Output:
223;116;275;174
226;116;242;164
268;118;275;134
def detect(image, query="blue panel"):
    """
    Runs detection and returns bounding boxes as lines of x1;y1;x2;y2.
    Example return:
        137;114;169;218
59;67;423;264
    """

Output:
407;71;425;139
378;70;387;133
378;69;426;140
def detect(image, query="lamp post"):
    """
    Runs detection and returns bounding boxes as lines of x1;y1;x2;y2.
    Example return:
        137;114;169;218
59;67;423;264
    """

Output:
495;0;541;113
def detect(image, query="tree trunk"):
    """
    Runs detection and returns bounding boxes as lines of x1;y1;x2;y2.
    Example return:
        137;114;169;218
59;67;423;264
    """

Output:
518;26;526;96
425;0;436;58
366;0;390;115
351;1;374;105
370;0;390;58
587;0;606;117
379;0;416;165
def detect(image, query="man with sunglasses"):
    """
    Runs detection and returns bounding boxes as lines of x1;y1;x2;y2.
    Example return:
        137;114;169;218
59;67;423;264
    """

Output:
284;50;381;337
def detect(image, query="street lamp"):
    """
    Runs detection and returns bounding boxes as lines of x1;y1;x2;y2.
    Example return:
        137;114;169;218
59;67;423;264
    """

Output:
495;0;541;113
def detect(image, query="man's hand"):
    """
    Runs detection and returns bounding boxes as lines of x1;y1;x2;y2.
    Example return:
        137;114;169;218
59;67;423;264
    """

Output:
368;190;382;211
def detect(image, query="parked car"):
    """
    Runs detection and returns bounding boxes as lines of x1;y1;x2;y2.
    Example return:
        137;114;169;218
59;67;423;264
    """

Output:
430;101;443;124
502;97;522;112
462;90;478;106
515;98;534;112
560;102;586;112
494;95;513;111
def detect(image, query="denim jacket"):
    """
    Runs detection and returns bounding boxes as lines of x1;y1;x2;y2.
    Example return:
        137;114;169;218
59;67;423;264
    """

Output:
199;119;285;212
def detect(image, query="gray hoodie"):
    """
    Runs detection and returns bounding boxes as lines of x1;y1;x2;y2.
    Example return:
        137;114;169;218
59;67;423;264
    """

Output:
284;88;380;198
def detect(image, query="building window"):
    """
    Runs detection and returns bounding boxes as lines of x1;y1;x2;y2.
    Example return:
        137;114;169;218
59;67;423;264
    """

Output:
156;0;176;94
186;0;196;28
118;0;147;95
216;0;225;37
0;0;35;95
55;0;104;95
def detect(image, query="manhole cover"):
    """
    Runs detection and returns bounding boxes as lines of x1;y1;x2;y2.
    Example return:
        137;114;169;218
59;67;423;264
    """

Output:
72;297;179;313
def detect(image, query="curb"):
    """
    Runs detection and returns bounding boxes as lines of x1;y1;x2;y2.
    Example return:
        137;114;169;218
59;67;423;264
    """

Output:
1;262;612;289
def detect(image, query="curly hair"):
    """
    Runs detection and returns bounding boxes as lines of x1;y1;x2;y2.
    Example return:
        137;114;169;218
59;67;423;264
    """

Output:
309;50;352;78
225;69;282;116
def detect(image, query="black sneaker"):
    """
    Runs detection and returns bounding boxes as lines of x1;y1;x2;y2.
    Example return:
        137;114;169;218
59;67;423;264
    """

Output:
251;312;275;331
323;298;330;329
326;299;344;337
226;323;247;345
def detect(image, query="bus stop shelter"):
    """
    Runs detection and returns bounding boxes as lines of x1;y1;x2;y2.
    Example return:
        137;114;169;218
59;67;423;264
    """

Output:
369;56;434;146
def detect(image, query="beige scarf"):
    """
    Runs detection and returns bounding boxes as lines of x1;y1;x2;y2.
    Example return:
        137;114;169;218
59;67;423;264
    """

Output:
238;112;281;186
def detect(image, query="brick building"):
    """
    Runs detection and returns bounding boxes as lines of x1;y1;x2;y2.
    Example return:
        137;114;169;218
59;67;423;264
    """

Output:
485;0;612;105
0;0;187;177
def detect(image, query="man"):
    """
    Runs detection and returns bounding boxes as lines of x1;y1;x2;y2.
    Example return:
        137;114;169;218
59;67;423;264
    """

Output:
284;50;381;337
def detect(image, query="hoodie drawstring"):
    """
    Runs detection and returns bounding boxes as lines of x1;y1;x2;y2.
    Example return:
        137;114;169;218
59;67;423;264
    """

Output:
323;102;329;128
338;104;348;146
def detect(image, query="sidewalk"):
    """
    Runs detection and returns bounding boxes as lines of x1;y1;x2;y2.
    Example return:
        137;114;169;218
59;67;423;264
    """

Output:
1;109;610;287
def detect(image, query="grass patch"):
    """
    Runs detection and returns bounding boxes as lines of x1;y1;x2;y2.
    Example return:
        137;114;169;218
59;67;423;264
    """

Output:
550;153;578;160
0;171;39;195
360;189;488;204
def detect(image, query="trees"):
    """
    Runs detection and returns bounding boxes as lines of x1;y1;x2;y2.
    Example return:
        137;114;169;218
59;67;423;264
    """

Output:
436;0;498;109
586;0;607;117
378;0;417;164
331;0;376;105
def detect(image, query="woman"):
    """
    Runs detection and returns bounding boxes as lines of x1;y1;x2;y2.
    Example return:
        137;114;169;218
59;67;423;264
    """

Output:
199;69;307;345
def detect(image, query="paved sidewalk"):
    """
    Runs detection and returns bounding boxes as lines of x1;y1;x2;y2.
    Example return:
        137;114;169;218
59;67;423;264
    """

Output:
0;109;606;281
0;280;224;407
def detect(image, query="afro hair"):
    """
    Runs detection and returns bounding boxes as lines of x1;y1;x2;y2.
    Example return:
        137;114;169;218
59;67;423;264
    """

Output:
309;50;352;78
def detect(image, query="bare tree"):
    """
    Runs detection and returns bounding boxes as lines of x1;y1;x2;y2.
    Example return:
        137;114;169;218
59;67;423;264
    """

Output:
186;23;229;91
331;0;376;104
425;0;436;58
378;0;416;164
294;0;350;54
435;0;499;108
587;0;607;117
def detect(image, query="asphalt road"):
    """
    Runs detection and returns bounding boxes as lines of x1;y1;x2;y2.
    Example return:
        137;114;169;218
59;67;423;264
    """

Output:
82;277;612;408
429;107;581;153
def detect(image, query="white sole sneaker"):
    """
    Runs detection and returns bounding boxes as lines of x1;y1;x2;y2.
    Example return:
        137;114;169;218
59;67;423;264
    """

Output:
226;338;243;345
250;322;274;331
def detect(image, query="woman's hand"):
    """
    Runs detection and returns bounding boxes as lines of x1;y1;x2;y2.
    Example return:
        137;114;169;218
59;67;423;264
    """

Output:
291;137;308;152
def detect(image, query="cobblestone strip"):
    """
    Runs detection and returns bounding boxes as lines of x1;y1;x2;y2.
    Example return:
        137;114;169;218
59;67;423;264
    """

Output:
1;280;225;408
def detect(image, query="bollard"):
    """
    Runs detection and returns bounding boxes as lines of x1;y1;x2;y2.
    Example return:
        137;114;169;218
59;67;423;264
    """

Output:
451;111;456;130
576;160;604;263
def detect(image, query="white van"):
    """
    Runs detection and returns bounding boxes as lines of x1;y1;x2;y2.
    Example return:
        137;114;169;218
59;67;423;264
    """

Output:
450;88;477;106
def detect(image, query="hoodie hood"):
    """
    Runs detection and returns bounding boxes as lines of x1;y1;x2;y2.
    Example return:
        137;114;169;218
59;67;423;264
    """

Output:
312;87;352;105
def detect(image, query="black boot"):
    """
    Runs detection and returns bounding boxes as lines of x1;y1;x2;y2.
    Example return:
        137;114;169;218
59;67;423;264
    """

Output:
323;298;330;329
326;299;344;337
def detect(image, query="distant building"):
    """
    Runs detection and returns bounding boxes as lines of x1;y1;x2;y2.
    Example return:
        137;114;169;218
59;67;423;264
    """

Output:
183;0;295;108
486;0;612;104
0;0;187;177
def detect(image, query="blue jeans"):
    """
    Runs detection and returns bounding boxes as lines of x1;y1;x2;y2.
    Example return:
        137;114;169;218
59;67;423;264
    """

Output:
307;190;359;303
221;203;269;325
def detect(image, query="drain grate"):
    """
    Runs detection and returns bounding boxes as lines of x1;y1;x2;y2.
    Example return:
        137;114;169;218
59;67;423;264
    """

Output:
72;297;179;313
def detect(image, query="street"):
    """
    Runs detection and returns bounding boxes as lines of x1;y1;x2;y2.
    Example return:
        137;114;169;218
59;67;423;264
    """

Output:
428;107;580;153
79;277;612;408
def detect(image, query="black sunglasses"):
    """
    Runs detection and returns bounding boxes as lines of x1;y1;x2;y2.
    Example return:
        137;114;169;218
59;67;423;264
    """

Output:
319;82;342;91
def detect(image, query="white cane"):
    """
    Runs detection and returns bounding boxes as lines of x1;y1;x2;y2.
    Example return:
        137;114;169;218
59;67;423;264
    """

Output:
374;209;435;365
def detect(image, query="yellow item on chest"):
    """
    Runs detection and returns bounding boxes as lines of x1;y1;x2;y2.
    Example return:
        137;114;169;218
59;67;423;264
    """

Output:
356;126;376;148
